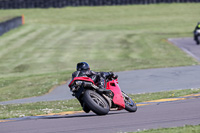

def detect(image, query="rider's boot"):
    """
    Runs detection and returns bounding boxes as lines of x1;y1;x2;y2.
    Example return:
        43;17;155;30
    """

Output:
82;103;90;113
98;83;113;98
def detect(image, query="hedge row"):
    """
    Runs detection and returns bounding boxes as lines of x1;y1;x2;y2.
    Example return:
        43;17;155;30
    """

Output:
0;0;200;9
0;16;22;36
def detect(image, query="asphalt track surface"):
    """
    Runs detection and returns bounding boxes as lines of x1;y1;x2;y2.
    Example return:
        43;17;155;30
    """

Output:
1;37;200;133
168;37;200;61
1;98;200;133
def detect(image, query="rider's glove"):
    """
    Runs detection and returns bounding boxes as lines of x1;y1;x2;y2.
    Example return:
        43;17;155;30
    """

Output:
109;71;114;77
109;72;118;79
113;75;118;79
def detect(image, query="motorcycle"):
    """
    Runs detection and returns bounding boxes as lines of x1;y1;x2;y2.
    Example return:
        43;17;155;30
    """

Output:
68;75;137;115
194;29;200;45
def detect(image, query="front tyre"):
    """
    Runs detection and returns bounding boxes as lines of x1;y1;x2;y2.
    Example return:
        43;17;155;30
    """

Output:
122;91;137;112
83;90;110;115
197;36;200;45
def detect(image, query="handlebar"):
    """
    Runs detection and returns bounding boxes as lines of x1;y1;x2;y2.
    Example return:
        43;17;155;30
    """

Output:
107;74;118;82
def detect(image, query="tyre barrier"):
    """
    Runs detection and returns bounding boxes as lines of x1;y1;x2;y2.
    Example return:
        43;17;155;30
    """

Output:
0;0;200;9
0;16;24;36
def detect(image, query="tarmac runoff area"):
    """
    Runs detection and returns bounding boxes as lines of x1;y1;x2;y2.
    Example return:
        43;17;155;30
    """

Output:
1;93;200;123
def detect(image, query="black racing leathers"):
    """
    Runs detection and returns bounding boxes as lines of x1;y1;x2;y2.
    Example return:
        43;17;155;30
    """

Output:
72;70;113;89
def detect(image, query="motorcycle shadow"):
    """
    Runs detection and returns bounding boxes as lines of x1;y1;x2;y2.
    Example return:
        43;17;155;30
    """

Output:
40;110;130;120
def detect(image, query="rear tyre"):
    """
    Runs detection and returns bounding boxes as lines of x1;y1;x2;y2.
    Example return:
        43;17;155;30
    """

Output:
83;90;110;115
122;91;137;112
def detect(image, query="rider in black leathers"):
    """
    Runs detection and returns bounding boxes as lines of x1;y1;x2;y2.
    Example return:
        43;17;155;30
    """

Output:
72;62;115;113
194;22;200;44
72;62;114;91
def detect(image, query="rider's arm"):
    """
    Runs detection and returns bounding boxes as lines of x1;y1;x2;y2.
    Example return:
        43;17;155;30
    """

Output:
72;71;80;79
100;72;114;79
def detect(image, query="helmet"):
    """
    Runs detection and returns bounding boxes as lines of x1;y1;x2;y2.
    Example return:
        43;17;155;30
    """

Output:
76;62;90;71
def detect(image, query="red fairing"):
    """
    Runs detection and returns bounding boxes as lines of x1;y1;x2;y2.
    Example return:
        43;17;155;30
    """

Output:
68;77;95;87
106;79;125;109
68;77;125;109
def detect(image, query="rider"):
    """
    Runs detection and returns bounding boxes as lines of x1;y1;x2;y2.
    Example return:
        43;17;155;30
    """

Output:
193;22;200;44
72;62;115;91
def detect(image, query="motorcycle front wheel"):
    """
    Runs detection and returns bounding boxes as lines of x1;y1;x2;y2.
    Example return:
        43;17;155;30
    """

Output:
197;36;200;45
83;89;110;115
122;91;137;112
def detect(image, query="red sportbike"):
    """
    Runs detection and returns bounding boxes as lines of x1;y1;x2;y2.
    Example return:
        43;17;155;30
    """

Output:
68;75;137;115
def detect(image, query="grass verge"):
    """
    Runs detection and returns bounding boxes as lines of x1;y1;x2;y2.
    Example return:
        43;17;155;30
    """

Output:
129;125;200;133
0;88;200;119
127;88;200;103
0;71;72;101
0;16;16;22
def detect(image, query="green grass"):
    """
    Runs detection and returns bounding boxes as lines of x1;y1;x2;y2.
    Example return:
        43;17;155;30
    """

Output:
0;71;71;101
0;16;15;22
128;88;200;103
129;125;200;133
0;88;200;119
0;4;199;101
0;99;82;119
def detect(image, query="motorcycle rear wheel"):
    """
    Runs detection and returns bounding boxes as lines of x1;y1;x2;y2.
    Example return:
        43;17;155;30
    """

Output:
122;91;137;112
83;89;110;115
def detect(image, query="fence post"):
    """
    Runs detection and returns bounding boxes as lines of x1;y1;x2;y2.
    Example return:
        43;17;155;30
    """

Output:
22;14;25;25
